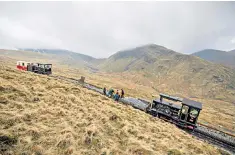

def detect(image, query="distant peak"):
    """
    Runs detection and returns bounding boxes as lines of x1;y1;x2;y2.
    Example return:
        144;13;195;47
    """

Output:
229;49;235;53
138;43;167;49
196;49;226;53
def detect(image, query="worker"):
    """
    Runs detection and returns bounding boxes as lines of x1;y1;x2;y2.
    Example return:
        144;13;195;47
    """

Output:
103;87;106;95
108;88;114;98
114;91;120;102
121;89;124;98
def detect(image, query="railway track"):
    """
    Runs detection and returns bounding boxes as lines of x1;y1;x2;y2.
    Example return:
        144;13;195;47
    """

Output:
50;74;235;154
191;130;235;154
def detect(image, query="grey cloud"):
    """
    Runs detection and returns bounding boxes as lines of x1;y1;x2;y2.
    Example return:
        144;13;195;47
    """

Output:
0;1;235;58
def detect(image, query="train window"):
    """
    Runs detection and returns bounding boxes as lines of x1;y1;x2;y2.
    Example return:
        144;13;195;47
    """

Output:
39;64;44;68
22;63;24;66
180;105;189;121
45;65;51;69
181;105;189;114
189;108;199;118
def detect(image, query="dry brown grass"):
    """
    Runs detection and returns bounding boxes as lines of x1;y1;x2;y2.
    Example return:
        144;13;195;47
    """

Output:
0;65;225;155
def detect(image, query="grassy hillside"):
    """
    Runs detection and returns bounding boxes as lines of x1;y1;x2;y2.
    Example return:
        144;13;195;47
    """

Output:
192;49;235;68
1;47;235;133
58;67;235;133
0;65;225;155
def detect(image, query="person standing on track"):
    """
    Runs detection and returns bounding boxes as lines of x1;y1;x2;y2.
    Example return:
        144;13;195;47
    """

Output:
103;87;106;95
114;90;120;102
121;89;124;98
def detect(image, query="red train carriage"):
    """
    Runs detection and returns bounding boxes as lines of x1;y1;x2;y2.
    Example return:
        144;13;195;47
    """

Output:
16;61;31;71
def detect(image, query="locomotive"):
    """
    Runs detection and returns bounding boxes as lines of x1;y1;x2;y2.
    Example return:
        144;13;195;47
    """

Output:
121;93;202;130
147;93;202;130
16;61;52;75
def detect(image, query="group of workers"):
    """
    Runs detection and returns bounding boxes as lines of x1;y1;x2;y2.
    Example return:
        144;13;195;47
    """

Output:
103;87;124;102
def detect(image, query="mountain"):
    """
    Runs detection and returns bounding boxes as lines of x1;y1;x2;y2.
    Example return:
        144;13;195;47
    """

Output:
229;49;235;55
98;44;178;72
18;48;106;70
1;45;235;132
20;48;95;62
192;49;235;68
99;44;235;102
2;45;235;102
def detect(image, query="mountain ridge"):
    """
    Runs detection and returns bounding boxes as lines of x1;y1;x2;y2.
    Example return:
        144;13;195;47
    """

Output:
229;49;235;55
17;48;106;69
192;49;235;68
98;44;235;102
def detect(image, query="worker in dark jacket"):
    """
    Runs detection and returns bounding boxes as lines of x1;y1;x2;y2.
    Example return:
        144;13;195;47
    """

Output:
121;89;124;98
103;87;106;95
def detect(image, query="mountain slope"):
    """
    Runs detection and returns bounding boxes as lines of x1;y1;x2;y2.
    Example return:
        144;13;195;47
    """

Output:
19;48;105;69
0;65;221;155
99;44;178;72
99;44;235;102
192;49;235;68
229;49;235;55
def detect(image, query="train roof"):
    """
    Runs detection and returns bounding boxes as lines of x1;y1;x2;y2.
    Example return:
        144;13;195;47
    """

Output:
159;93;183;102
153;98;182;110
182;98;202;110
38;63;52;65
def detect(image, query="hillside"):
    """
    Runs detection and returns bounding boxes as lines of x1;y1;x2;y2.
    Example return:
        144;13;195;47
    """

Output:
0;65;225;155
98;44;235;102
229;49;235;55
9;48;105;69
1;46;235;132
192;49;235;68
98;44;177;72
2;45;235;102
1;52;234;134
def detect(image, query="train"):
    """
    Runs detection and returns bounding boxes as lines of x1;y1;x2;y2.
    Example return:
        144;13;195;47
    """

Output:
148;94;202;130
120;93;202;130
16;61;52;75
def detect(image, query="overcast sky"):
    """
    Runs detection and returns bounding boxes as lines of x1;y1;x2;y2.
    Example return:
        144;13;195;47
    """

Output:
0;1;235;58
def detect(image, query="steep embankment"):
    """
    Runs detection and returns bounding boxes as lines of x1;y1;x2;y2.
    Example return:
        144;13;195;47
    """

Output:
0;66;224;155
99;44;235;102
